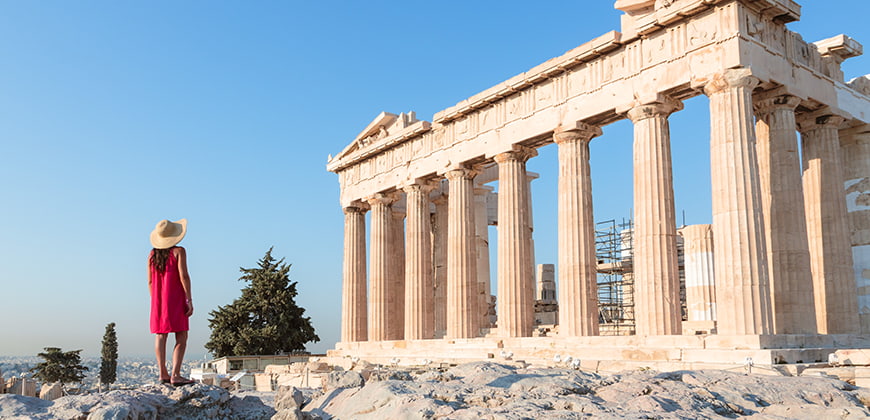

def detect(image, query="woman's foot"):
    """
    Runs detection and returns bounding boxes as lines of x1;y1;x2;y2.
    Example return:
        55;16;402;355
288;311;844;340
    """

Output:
171;376;195;386
159;377;171;384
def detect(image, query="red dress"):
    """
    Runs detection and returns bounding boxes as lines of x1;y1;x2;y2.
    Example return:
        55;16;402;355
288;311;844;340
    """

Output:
150;248;189;333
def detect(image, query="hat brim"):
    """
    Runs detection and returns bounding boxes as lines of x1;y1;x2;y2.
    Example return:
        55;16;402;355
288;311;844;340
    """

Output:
150;219;187;249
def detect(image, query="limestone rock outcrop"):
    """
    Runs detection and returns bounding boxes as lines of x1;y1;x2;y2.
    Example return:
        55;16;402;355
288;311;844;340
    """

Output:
0;383;275;420
304;362;870;420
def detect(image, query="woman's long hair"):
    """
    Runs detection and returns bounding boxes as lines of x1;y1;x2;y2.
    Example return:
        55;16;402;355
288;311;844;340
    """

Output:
150;247;173;273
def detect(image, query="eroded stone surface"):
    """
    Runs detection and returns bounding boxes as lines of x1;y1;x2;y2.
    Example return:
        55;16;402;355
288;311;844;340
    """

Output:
0;383;274;420
304;362;870;420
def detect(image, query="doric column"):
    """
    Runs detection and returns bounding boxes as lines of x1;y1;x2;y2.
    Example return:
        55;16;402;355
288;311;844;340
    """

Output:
702;68;773;335
389;209;406;340
679;224;716;322
626;97;683;336
366;192;398;342
799;111;860;334
754;92;817;334
403;181;435;340
341;204;368;342
495;146;538;337
554;122;602;336
840;124;870;333
473;184;494;330
432;192;449;338
446;167;479;338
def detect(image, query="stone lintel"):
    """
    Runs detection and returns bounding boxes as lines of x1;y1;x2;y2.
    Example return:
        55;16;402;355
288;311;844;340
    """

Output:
813;34;864;62
797;106;851;131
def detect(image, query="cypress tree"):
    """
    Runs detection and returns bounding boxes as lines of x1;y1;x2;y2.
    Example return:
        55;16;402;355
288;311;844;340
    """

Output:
205;248;319;357
100;322;118;386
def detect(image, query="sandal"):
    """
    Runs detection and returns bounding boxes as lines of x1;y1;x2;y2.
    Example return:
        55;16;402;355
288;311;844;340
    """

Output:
160;378;171;385
171;378;195;386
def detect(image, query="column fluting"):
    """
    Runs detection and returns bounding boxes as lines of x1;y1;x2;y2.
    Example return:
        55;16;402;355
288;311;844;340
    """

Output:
403;182;435;340
554;123;602;336
702;68;773;335
840;124;870;333
341;204;368;342
495;147;538;337
679;224;717;322
388;209;406;340
432;193;449;338
800;112;860;334
627;98;683;336
446;167;479;338
473;185;494;330
754;93;817;334
366;192;398;342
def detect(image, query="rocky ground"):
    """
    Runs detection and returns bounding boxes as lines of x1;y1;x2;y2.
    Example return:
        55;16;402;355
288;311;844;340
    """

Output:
304;362;870;419
0;383;276;420
4;362;870;419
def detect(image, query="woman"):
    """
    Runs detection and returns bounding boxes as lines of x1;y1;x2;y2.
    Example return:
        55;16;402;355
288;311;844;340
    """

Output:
148;218;194;386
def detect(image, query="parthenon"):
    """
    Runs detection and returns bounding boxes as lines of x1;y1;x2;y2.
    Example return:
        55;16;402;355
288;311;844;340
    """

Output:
326;0;870;369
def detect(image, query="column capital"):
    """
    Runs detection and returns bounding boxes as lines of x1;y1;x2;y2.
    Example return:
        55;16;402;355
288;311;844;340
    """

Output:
797;108;848;133
625;96;684;122
343;204;369;215
553;122;603;144
402;179;439;195
366;191;400;207
701;68;759;97
753;92;801;115
494;145;538;164
445;166;480;181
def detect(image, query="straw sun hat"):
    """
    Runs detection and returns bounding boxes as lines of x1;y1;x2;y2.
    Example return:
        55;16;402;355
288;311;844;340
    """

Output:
150;219;187;249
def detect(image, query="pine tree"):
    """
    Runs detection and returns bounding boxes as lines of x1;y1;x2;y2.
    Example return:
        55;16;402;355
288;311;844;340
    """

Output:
100;322;118;386
205;248;319;357
30;347;88;384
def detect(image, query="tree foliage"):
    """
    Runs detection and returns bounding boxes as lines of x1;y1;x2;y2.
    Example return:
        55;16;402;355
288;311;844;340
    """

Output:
205;248;319;357
100;322;118;385
30;347;88;384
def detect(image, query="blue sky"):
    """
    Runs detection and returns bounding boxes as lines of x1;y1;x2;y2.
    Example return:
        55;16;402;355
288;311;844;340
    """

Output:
0;1;867;358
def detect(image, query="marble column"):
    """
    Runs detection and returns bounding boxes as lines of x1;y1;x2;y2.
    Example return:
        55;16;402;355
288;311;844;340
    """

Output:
446;167;479;338
404;182;435;340
554;122;602;336
799;111;860;334
627;98;683;336
389;209;406;340
679;224;716;322
367;192;399;342
702;68;773;336
840;124;870;333
341;204;368;342
753;92;817;334
495;147;537;337
473;184;493;330
432;193;449;338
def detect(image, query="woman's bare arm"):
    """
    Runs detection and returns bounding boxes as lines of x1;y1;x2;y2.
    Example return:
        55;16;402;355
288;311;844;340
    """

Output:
147;251;153;296
175;247;193;317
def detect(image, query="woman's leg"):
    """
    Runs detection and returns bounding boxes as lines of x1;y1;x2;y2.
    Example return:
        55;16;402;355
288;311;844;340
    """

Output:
155;334;170;381
171;330;189;380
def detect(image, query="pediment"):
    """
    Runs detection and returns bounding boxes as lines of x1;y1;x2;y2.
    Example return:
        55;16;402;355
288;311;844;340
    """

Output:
329;111;428;165
614;0;655;14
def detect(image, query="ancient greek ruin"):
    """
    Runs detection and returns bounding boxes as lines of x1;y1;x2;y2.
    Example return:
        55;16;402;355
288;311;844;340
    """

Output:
326;0;870;370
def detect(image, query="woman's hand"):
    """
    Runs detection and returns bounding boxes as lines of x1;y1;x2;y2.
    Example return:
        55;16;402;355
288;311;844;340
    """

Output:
186;300;194;317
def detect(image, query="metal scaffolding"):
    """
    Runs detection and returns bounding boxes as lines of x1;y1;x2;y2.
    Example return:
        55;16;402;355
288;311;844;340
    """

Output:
595;218;688;336
595;218;635;336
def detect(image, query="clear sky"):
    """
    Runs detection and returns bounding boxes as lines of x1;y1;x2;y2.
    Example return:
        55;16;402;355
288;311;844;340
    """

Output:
1;1;868;358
